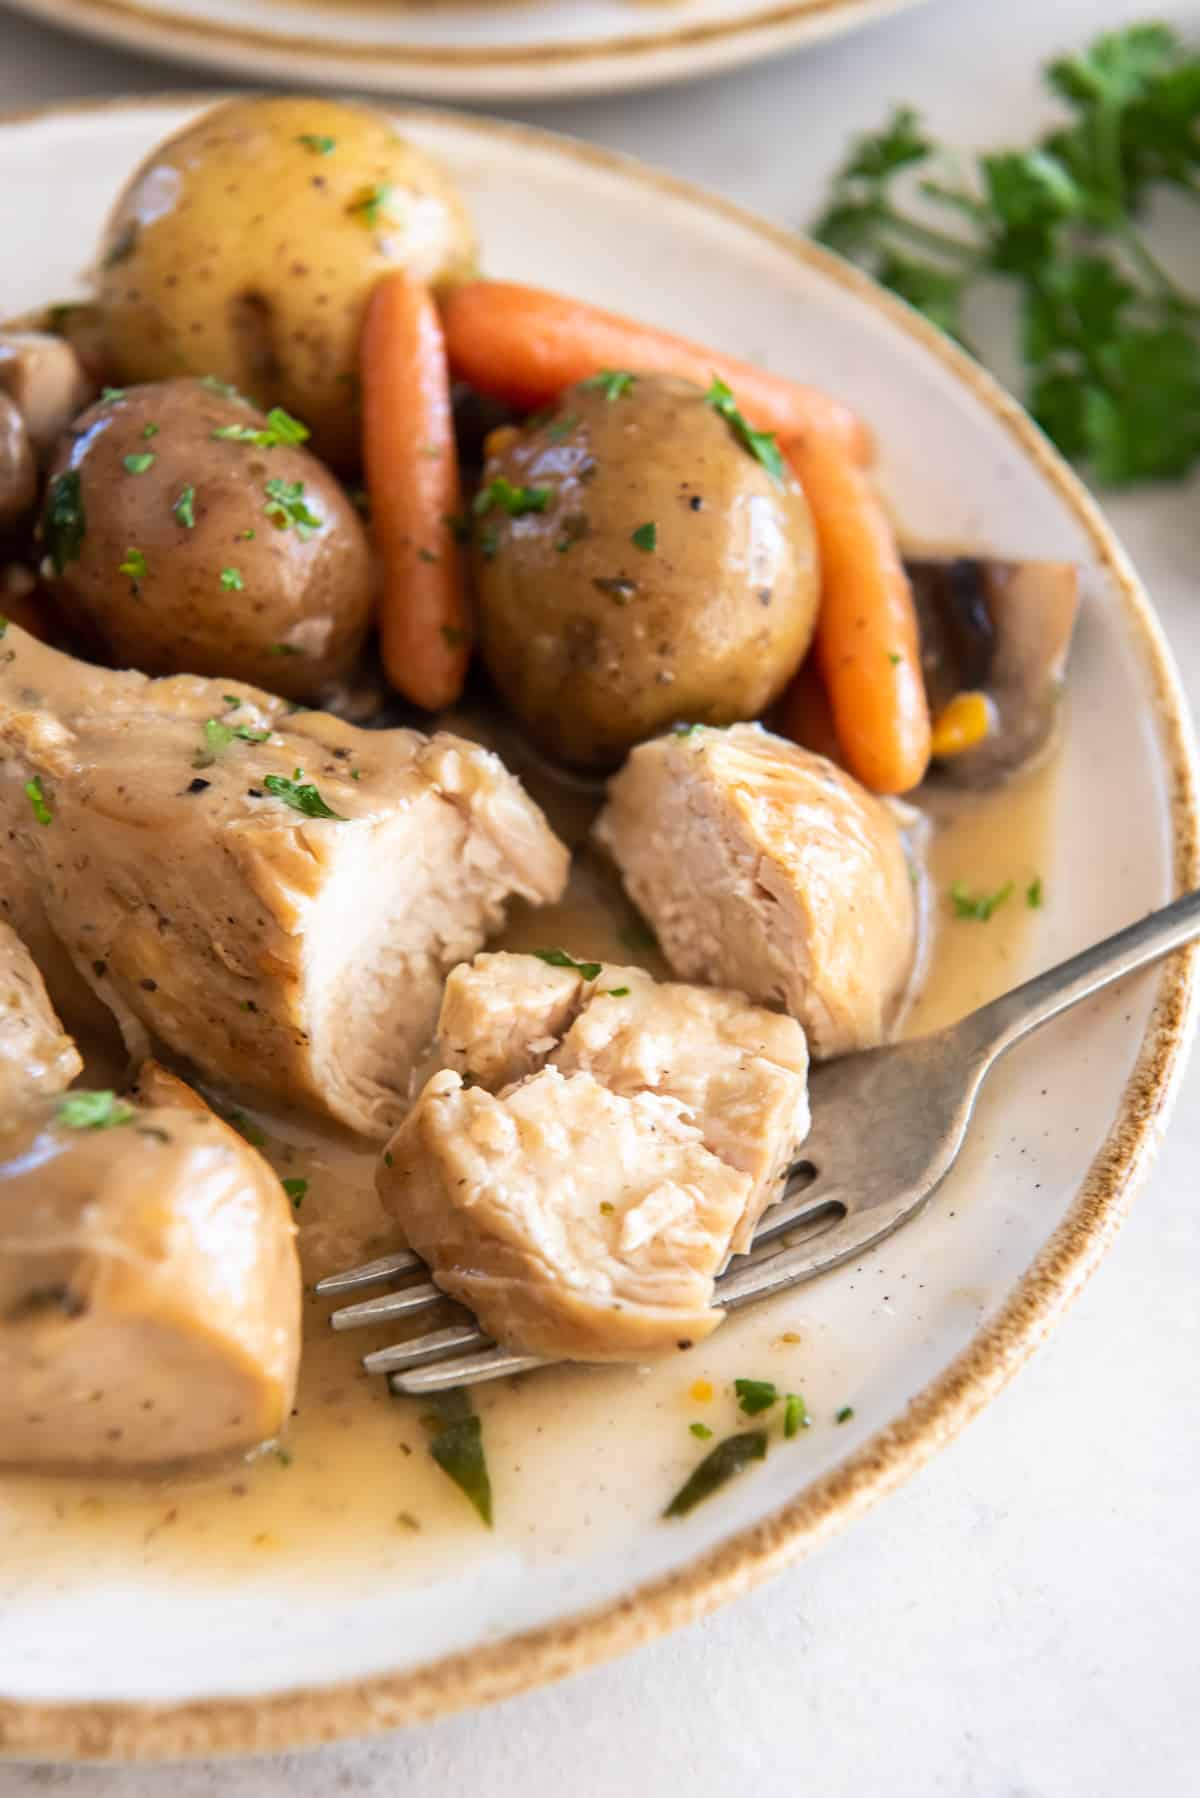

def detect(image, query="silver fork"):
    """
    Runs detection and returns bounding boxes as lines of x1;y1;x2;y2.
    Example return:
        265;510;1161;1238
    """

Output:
316;889;1200;1394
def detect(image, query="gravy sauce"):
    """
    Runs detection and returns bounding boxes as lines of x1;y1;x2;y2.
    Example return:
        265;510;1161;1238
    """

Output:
0;737;1058;1582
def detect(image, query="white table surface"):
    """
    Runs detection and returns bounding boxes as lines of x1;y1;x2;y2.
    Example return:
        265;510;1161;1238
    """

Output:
1;0;1198;1790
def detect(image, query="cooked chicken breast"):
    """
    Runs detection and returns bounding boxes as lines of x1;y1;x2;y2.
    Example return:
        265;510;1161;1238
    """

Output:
0;1078;300;1468
0;626;569;1136
378;1067;750;1360
437;952;809;1251
594;724;917;1058
0;919;81;1110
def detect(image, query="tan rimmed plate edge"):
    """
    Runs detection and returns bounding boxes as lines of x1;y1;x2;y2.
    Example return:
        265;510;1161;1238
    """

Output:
5;0;932;98
0;95;1196;1764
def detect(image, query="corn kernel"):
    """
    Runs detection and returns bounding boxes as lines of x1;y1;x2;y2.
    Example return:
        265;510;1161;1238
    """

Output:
931;690;992;758
689;1379;714;1404
483;425;521;459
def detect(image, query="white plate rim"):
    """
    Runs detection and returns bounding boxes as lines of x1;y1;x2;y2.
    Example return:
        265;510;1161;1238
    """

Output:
0;94;1196;1763
3;0;934;100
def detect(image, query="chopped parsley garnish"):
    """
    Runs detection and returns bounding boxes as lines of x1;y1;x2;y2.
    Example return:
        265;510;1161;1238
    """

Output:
275;1448;293;1467
631;521;658;552
142;423;159;439
1027;876;1044;908
282;1177;308;1208
441;624;465;647
212;407;310;449
836;1405;855;1424
119;547;147;581
24;777;52;826
347;183;396;229
531;948;603;981
42;470;86;573
219;567;245;591
223;694;243;709
123;453;155;475
734;1377;779;1417
420;1388;493;1527
888;651;902;666
478;526;499;561
224;1109;266;1148
546;415;579;440
262;769;345;820
664;1430;768;1517
473;477;552;519
604;986;631;997
201;376;240;399
100;386;126;402
704;376;784;483
689;1422;714;1440
950;879;1014;922
418;548;439;565
297;133;336;155
783;1393;810;1438
173;485;196;529
671;722;704;737
583;369;636;401
57;1090;134;1131
263;478;322;539
270;642;304;657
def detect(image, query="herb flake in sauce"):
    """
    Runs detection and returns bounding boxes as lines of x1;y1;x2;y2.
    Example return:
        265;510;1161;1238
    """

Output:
704;376;785;484
297;133;336;155
123;453;156;476
783;1392;810;1438
24;777;52;826
631;522;658;552
347;183;396;230
1027;876;1045;908
664;1430;768;1518
282;1177;308;1208
532;948;603;981
583;370;636;401
836;1405;855;1424
421;1388;493;1528
219;568;245;591
43;471;86;573
212;408;310;450
734;1377;779;1417
173;485;196;529
57;1090;134;1131
262;770;346;821
119;548;147;581
473;477;551;519
950;879;1014;922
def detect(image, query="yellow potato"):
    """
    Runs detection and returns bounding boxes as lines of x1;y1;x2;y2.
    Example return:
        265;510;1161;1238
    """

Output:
95;96;477;469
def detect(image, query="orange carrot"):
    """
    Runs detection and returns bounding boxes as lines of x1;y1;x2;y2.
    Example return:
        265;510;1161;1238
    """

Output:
440;280;870;465
362;272;471;711
784;434;930;795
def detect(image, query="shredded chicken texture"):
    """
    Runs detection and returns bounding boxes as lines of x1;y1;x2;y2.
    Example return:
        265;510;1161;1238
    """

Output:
594;723;917;1057
378;1066;750;1360
0;626;569;1137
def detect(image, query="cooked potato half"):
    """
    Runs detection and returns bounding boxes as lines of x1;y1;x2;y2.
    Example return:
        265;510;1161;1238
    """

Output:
95;96;477;468
472;374;820;769
42;379;372;699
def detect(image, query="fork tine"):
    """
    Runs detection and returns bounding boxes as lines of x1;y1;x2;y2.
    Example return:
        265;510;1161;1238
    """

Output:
364;1322;485;1375
314;1249;421;1296
328;1280;443;1332
389;1343;544;1395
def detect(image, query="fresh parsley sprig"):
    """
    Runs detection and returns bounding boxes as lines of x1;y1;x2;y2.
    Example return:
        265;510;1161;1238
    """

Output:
813;23;1200;484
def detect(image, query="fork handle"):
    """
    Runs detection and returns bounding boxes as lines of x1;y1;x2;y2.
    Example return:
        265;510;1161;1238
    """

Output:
959;886;1200;1066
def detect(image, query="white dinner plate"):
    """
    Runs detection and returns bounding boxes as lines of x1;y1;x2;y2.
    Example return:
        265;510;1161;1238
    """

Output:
0;97;1196;1762
4;0;934;100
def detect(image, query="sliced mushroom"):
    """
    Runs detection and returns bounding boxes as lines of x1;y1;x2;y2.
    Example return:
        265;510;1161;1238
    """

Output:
907;557;1080;786
0;393;35;530
0;330;95;462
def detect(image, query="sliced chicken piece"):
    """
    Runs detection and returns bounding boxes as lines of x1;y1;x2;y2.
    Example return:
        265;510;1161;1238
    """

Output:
0;330;95;461
0;626;569;1137
436;951;809;1251
0;1077;300;1469
378;1066;750;1360
594;723;917;1058
0;918;81;1109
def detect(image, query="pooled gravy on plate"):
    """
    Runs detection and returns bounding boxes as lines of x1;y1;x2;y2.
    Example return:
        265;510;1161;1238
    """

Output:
0;741;1057;1578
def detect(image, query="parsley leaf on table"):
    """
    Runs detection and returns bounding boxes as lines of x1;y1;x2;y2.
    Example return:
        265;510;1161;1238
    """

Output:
812;22;1200;485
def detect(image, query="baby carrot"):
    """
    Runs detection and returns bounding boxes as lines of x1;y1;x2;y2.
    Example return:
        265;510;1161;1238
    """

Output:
361;272;471;711
784;434;930;795
440;280;870;464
